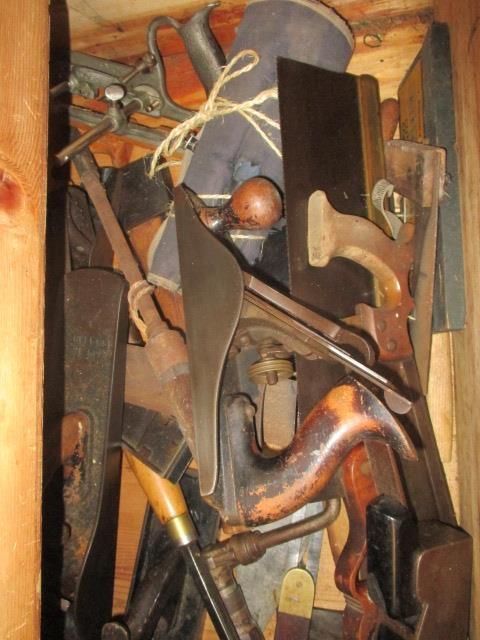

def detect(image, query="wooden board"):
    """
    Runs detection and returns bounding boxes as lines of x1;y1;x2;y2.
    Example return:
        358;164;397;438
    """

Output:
433;2;480;638
112;458;148;614
65;0;432;53
0;1;49;638
61;0;477;637
62;0;432;112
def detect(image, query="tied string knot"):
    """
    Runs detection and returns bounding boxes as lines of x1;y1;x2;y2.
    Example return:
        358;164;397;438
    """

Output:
148;49;281;176
128;279;155;341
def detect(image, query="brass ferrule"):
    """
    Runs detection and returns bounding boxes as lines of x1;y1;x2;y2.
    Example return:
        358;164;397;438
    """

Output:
165;513;198;547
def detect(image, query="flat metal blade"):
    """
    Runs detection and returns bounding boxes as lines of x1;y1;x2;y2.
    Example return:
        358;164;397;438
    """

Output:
278;57;383;422
174;186;244;496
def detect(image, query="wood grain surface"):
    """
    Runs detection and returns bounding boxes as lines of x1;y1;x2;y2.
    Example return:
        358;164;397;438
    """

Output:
113;458;147;614
61;0;432;111
0;1;49;638
60;0;477;637
433;2;480;638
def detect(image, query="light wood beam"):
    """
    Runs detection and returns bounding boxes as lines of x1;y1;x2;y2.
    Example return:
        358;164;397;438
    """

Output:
433;2;480;638
0;1;49;638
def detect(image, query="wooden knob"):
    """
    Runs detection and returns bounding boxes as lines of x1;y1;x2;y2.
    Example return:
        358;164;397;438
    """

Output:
228;177;282;229
199;177;282;232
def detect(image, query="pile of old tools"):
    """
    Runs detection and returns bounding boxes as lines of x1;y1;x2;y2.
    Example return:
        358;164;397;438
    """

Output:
43;1;472;639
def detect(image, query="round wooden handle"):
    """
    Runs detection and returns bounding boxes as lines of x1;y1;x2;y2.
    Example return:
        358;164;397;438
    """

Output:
227;177;282;229
125;451;187;524
200;177;282;232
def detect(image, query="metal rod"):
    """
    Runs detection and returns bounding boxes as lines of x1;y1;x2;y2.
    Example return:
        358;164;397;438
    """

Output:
244;288;412;415
50;79;71;98
119;53;155;84
57;117;114;165
72;146;167;337
251;499;340;554
56;98;142;165
202;501;341;640
212;500;341;568
183;545;241;640
68;105;169;148
244;272;375;364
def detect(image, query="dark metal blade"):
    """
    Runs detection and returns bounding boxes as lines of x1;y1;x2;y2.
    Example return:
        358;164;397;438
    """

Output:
61;269;128;639
278;57;382;421
278;58;456;525
174;186;244;496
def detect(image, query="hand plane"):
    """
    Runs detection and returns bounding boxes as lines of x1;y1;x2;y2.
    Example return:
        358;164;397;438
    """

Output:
174;182;414;510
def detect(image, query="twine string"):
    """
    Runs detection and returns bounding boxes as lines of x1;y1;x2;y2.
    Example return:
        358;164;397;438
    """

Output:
149;49;281;176
127;279;155;341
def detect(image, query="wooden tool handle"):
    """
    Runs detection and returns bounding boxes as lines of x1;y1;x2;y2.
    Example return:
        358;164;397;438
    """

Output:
199;177;282;231
380;98;400;142
125;451;187;524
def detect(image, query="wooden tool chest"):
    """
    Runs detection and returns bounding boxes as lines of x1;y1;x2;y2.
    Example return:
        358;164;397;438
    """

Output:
1;0;479;637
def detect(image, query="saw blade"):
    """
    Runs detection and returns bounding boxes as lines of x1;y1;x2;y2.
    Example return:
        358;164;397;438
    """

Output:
278;57;386;421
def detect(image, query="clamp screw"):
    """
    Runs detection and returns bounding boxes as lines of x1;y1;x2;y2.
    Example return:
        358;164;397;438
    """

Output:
104;83;126;104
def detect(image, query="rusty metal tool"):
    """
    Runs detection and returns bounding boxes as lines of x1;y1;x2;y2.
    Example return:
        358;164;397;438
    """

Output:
366;496;472;640
384;139;446;390
126;452;241;640
204;500;340;639
43;268;128;639
174;185;412;497
277;57;468;637
306;181;470;639
206;380;415;527
307;189;415;364
334;444;395;639
174;182;284;496
306;187;455;525
71;145;196;464
332;443;471;639
277;58;385;433
53;4;225;161
242;273;411;414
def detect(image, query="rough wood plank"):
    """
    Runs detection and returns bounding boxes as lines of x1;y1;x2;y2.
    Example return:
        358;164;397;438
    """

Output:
0;1;49;638
347;17;431;100
427;332;455;463
65;0;431;51
112;457;148;615
65;0;432;110
433;2;480;638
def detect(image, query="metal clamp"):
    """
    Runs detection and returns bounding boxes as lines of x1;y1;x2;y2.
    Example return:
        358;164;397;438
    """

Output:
52;3;224;163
